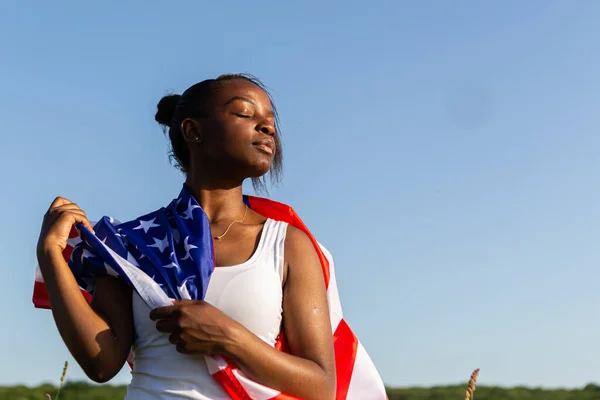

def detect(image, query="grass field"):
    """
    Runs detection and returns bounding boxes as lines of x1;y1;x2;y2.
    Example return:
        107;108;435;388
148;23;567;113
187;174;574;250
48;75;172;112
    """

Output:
3;381;600;400
4;363;599;400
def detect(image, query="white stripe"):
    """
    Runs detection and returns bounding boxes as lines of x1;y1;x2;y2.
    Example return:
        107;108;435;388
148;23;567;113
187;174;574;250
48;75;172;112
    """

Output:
318;244;344;331
346;342;387;399
34;266;44;282
66;236;82;249
206;356;282;400
205;355;227;374
233;369;281;400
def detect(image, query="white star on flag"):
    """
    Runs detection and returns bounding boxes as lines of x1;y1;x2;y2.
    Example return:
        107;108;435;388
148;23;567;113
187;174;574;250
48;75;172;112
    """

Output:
181;236;198;261
81;248;95;264
133;245;146;259
133;217;160;234
162;261;180;272
177;275;195;299
148;234;169;253
108;216;122;225
182;199;201;220
162;252;180;271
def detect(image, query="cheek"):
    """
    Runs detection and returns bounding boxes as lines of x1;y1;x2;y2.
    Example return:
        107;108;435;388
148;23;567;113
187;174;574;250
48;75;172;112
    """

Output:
201;128;236;157
201;131;251;165
199;138;224;159
222;124;254;152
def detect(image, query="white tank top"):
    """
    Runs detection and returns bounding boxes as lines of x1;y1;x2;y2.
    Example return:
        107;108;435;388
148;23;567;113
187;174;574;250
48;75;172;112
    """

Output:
125;218;288;399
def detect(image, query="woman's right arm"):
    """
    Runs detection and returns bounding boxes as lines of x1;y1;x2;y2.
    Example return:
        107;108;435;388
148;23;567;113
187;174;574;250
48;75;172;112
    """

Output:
36;197;133;383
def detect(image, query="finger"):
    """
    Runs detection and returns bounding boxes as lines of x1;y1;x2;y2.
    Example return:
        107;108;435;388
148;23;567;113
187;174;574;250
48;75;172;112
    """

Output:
172;299;204;307
172;299;194;305
150;305;179;321
168;332;182;344
176;343;192;354
52;203;84;212
60;210;95;234
54;208;87;218
66;212;95;235
50;206;94;234
155;318;180;333
49;197;74;209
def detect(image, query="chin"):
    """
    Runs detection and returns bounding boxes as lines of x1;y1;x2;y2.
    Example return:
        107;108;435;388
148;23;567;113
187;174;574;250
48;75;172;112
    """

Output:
245;162;272;179
248;169;270;179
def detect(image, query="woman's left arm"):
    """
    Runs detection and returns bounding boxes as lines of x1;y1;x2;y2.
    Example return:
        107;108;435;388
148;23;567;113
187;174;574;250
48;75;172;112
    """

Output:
225;226;336;398
150;226;336;400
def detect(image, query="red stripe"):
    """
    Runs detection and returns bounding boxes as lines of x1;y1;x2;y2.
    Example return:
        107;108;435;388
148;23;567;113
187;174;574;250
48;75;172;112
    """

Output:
62;245;74;263
61;227;80;263
247;196;360;399
68;226;79;238
212;367;253;400
126;352;134;369
225;319;360;400
269;391;300;399
33;280;92;309
32;280;51;309
274;330;290;353
245;196;330;288
333;319;359;400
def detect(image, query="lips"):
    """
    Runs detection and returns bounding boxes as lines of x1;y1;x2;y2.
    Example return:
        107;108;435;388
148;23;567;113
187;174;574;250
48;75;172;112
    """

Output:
253;139;275;155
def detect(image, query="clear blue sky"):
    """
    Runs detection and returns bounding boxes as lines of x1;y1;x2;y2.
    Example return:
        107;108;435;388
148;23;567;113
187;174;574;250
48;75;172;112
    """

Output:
2;0;600;390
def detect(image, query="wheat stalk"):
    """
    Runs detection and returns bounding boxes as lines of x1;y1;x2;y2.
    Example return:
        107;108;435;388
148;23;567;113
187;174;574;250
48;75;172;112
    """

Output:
48;361;69;400
464;368;480;400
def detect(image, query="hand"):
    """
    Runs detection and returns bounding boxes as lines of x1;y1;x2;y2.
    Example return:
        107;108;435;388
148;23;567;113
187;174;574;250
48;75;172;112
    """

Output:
37;197;95;259
149;299;239;356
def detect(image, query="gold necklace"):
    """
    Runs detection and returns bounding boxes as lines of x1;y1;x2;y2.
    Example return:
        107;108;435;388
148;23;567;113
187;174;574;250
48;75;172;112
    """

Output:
213;205;248;240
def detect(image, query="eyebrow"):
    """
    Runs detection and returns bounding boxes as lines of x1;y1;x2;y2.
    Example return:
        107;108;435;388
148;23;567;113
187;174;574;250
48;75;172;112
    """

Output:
224;96;257;107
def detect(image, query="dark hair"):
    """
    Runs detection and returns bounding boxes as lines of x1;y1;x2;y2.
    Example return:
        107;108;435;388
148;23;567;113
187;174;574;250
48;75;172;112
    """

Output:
155;73;283;193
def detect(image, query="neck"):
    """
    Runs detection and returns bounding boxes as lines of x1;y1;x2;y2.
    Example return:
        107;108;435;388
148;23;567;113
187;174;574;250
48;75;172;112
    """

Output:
184;174;246;224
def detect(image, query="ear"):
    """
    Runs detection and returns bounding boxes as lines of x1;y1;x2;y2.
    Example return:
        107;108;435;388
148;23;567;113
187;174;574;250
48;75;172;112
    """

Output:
180;118;203;144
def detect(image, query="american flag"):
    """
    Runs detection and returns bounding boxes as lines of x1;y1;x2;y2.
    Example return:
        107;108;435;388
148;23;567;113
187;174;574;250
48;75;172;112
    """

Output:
33;187;387;399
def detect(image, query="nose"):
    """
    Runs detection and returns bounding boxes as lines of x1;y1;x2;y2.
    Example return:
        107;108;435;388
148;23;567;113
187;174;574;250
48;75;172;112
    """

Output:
256;119;276;136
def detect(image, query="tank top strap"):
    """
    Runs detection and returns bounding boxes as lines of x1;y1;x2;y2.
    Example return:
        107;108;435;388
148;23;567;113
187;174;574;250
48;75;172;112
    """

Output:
259;218;288;283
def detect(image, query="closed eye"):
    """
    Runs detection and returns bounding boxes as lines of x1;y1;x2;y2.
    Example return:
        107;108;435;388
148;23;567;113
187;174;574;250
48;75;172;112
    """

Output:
234;113;252;118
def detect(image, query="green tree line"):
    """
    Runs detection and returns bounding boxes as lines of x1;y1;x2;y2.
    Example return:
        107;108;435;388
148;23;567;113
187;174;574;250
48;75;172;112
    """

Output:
2;382;600;400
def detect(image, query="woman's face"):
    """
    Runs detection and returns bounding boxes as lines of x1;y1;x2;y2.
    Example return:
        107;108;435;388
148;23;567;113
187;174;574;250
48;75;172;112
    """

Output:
185;79;277;182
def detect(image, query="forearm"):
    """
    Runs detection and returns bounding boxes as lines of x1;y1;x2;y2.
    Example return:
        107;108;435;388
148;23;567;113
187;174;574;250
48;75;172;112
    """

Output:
38;248;127;382
224;324;335;400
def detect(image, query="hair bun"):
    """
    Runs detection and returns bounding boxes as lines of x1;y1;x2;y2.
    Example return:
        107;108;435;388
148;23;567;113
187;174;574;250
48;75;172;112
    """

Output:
155;94;181;126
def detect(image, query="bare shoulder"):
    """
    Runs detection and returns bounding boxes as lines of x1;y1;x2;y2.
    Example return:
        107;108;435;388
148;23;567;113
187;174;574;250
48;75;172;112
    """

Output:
284;225;317;254
283;225;322;284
